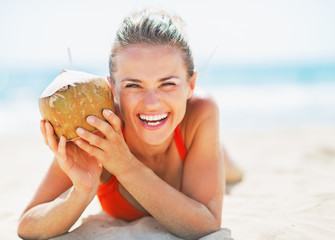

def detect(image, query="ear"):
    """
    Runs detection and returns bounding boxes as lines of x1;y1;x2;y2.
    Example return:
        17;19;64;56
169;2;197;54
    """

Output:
187;71;197;99
106;75;112;89
107;75;119;103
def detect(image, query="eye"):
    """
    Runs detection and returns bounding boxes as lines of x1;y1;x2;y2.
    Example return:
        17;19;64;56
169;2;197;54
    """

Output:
161;82;176;87
126;84;140;88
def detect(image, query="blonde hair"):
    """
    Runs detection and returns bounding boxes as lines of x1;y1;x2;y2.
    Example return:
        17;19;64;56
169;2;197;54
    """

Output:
109;8;194;84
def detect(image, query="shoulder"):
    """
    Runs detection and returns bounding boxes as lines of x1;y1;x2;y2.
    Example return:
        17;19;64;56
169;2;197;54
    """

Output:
187;88;219;118
183;88;220;128
180;88;220;149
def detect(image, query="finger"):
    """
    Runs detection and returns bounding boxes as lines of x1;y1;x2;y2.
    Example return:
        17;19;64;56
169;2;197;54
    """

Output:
86;115;114;137
58;135;67;161
40;120;48;145
103;109;121;133
45;121;58;152
75;138;104;159
95;131;105;139
76;127;106;149
57;136;70;171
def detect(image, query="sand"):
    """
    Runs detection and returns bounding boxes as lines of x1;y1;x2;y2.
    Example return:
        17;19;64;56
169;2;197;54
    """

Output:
222;126;335;240
1;125;335;239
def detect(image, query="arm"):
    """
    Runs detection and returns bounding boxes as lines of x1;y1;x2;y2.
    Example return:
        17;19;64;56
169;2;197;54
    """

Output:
76;97;224;239
119;98;224;239
18;121;102;239
18;180;94;239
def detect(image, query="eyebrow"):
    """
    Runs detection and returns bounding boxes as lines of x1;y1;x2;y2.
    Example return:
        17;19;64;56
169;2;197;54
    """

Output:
160;76;179;82
121;78;141;83
121;76;179;83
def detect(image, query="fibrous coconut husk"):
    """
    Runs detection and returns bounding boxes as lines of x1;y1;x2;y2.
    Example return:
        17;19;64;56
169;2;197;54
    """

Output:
38;69;114;141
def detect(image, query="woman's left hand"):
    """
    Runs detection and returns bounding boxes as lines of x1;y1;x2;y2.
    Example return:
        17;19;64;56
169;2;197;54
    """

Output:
75;109;133;176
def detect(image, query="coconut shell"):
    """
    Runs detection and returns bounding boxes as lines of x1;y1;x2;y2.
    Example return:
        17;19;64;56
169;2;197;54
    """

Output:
38;69;114;141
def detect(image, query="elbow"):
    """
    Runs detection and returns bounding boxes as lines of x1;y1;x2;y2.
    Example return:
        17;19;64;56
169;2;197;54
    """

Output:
182;226;221;240
17;216;54;240
180;215;222;240
17;216;40;240
196;208;222;238
17;217;32;240
197;219;221;239
17;207;41;239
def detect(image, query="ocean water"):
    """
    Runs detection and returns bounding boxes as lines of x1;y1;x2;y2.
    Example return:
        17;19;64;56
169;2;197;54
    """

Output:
1;63;335;136
197;63;335;129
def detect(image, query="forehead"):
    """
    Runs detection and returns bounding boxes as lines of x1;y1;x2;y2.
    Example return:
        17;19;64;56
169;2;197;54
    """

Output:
114;45;187;81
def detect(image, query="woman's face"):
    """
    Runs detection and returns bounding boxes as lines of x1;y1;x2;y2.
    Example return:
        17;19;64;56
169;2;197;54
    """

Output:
112;45;196;145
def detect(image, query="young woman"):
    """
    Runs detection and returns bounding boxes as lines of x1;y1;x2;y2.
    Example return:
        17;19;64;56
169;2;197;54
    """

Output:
18;8;242;239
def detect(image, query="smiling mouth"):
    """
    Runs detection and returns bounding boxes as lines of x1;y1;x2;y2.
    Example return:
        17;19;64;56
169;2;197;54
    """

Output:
138;113;169;126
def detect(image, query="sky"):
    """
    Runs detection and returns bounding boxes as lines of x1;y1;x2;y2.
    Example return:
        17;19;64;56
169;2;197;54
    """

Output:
1;0;335;71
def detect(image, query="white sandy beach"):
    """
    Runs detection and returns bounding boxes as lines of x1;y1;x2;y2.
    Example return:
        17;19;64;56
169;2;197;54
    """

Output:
1;0;335;238
1;124;335;239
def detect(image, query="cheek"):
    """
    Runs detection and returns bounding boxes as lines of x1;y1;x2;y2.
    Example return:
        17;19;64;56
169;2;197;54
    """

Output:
118;92;138;120
175;86;190;118
165;86;189;104
163;91;188;117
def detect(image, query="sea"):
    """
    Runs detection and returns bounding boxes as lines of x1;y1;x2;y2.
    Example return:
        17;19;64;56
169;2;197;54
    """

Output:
1;62;335;137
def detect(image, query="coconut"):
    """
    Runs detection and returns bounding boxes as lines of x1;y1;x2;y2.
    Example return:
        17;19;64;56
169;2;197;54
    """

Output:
38;69;114;141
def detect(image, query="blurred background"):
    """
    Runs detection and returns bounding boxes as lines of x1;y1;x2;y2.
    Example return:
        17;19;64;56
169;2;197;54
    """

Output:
1;0;335;137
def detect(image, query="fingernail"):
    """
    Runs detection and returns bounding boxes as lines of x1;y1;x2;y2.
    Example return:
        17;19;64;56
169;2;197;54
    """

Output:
87;116;95;123
77;127;85;135
103;109;111;116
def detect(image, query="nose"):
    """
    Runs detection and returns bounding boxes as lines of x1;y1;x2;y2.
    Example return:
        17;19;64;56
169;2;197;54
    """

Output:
142;89;160;108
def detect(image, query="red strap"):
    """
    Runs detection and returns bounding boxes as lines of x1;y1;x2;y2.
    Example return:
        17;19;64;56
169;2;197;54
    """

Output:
174;125;187;162
122;127;126;139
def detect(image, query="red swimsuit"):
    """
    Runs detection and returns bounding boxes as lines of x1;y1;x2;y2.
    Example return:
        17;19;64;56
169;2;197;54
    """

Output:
97;125;187;221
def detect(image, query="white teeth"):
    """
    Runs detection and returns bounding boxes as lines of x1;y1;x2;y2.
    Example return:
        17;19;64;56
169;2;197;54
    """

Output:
147;121;160;126
139;113;168;122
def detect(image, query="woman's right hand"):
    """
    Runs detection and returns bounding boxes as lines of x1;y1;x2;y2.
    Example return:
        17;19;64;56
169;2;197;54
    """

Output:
40;120;103;197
